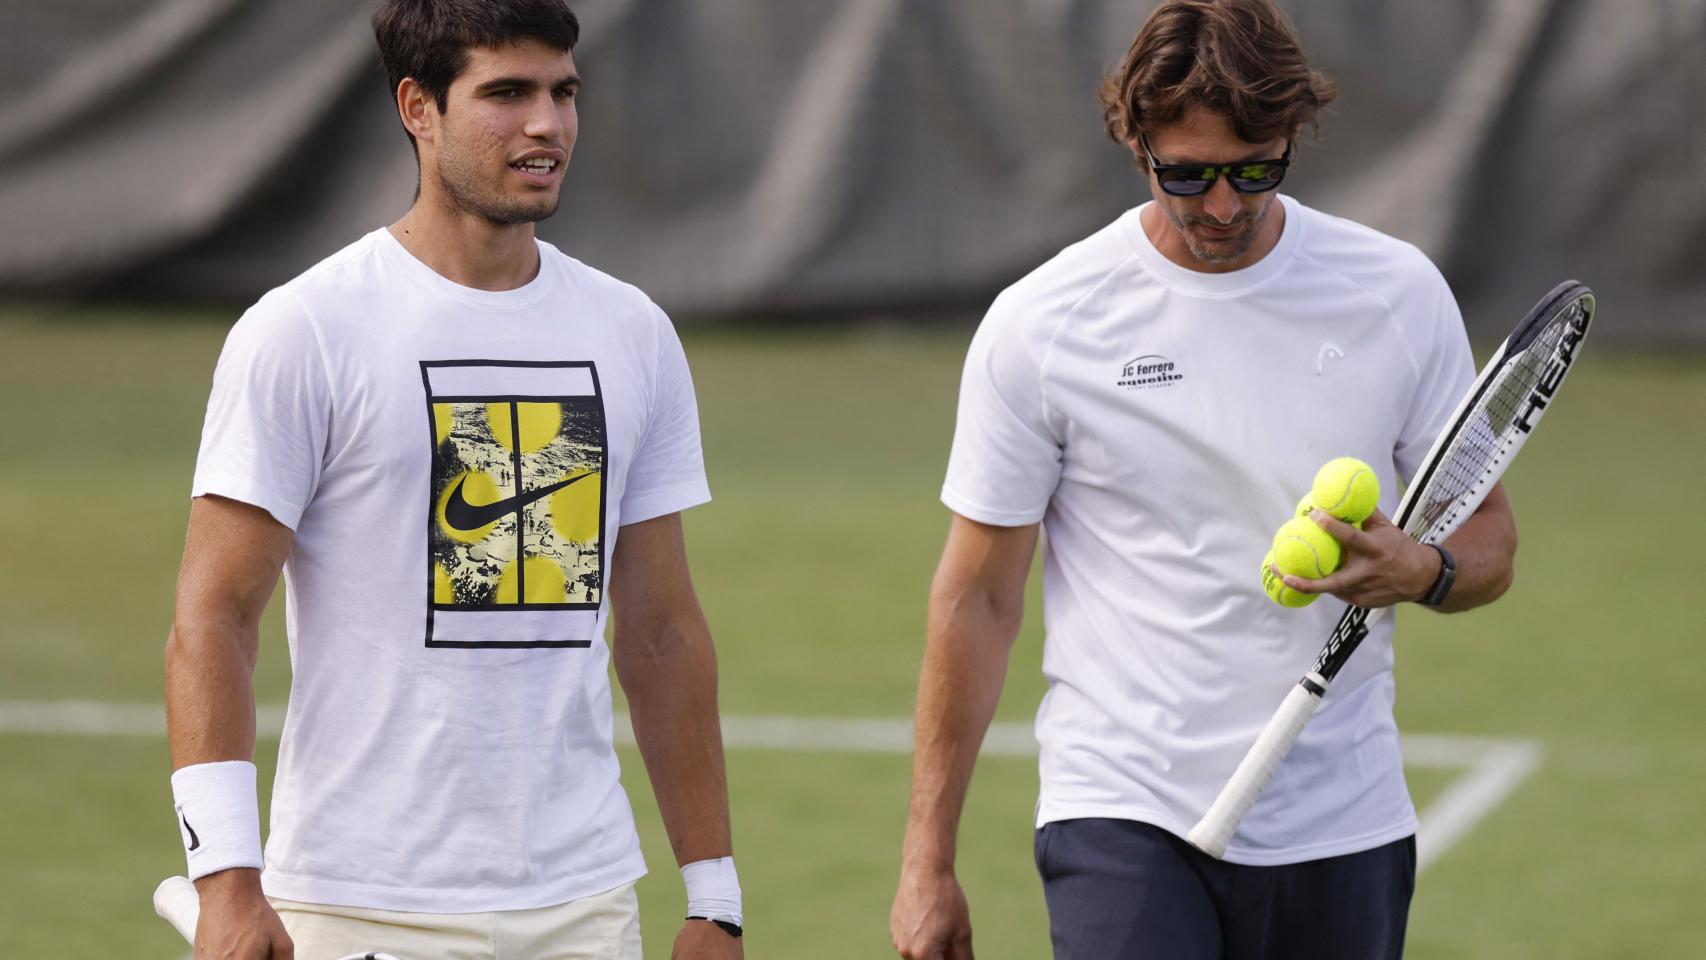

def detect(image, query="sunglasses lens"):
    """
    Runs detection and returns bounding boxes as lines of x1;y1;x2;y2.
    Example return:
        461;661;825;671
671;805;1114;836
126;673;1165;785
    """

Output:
1229;163;1285;193
1157;170;1213;196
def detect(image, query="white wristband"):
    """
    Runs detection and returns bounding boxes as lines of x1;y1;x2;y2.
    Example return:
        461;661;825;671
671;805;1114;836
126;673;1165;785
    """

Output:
682;856;742;925
170;760;264;881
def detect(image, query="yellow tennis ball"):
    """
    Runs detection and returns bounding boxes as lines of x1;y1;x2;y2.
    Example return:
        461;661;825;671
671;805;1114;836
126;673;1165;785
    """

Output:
1295;493;1315;518
1271;516;1341;579
1260;549;1316;607
1311;457;1380;525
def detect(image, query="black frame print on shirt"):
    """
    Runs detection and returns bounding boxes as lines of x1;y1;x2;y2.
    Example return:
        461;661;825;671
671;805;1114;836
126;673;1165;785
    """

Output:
420;360;608;648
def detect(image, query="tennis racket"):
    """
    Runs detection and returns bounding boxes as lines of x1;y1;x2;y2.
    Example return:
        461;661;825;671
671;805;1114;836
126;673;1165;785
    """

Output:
154;875;404;960
1187;279;1596;859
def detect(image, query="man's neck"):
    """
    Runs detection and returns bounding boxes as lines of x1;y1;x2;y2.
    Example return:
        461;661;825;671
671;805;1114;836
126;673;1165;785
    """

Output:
388;200;542;292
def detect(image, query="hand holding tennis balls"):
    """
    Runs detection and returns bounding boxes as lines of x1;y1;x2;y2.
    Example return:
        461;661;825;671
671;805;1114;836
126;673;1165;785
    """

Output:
1261;457;1379;608
1281;505;1440;609
1271;454;1464;610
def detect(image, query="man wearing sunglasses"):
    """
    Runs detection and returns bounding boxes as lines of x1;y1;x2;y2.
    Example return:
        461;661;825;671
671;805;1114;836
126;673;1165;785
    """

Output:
893;0;1517;958
1136;132;1291;268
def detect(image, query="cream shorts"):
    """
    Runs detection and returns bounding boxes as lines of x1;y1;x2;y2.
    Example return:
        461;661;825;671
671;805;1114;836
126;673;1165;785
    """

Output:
269;880;643;960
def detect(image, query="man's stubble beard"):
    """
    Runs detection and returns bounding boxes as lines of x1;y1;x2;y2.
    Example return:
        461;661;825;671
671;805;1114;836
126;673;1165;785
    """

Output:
435;146;561;226
1161;197;1272;265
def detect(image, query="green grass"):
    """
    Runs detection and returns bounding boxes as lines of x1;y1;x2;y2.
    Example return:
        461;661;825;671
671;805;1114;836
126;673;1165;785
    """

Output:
1;307;1702;956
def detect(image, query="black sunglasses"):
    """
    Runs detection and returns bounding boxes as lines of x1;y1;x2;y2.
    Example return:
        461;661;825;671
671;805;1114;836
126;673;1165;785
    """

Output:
1140;135;1292;197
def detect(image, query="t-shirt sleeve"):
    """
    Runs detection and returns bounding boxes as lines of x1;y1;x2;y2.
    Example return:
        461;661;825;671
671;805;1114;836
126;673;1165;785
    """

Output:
940;295;1064;526
618;310;711;525
1393;263;1476;481
190;289;331;530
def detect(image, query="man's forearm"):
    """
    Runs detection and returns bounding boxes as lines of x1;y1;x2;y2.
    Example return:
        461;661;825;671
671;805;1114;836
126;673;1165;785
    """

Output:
901;593;1022;870
1432;484;1518;613
166;495;289;769
616;620;732;865
164;620;261;768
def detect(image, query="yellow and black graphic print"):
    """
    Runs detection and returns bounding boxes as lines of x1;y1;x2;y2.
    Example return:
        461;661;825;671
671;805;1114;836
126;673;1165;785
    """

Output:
422;361;606;645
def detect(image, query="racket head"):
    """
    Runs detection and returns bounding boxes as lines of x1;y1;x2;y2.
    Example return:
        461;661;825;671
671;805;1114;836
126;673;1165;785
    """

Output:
1392;281;1595;542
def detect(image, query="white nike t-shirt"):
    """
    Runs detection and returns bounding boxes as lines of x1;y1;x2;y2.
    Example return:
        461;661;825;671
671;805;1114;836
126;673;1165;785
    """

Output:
943;195;1475;865
192;229;709;911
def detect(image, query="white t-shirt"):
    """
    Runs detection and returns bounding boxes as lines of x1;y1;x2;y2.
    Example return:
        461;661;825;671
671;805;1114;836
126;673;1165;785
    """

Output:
943;195;1474;865
192;229;710;911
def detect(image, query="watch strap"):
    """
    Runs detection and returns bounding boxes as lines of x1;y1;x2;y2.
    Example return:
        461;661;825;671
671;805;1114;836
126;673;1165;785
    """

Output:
1420;543;1456;606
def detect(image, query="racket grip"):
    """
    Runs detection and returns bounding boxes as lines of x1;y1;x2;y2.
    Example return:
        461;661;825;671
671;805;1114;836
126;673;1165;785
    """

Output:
1187;679;1324;859
154;875;201;943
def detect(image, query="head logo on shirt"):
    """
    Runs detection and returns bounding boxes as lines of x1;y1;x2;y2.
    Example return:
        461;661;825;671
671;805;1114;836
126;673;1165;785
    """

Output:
1316;342;1345;375
1117;354;1185;390
420;360;607;648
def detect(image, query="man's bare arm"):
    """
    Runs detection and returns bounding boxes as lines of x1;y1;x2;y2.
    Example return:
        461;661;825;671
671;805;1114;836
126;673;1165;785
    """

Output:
891;515;1038;960
164;494;295;958
609;512;740;959
167;496;290;767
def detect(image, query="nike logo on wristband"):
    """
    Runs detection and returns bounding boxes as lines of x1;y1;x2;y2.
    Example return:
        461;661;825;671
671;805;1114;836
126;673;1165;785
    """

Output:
181;812;200;851
443;471;594;531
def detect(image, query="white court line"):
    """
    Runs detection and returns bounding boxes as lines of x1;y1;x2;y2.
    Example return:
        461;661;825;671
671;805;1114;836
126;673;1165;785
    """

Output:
1;699;1540;874
1405;735;1544;872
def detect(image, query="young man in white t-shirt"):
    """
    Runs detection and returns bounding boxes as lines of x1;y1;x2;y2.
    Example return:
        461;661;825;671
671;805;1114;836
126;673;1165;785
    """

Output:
165;2;742;957
891;1;1518;958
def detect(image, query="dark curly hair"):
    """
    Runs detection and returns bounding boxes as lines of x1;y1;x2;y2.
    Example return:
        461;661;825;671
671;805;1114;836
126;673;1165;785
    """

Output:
1098;0;1336;168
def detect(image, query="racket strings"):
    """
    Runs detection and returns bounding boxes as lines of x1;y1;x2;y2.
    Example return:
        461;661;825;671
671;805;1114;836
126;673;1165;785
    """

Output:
1409;309;1574;546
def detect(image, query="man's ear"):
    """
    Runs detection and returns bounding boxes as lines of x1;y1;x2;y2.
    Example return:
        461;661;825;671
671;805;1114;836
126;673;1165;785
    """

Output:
397;77;437;146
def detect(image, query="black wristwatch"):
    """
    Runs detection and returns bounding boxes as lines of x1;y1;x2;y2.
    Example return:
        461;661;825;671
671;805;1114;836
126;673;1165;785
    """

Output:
687;916;743;938
1419;544;1456;606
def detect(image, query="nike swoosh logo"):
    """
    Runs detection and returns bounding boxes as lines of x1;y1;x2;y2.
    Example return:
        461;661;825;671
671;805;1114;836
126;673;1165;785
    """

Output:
181;812;200;851
443;471;594;532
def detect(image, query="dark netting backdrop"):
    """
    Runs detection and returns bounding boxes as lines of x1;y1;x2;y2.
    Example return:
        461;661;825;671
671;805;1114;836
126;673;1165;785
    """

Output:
2;0;1702;341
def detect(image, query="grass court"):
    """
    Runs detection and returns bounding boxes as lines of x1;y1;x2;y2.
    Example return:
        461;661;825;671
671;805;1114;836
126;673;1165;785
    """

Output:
1;307;1701;957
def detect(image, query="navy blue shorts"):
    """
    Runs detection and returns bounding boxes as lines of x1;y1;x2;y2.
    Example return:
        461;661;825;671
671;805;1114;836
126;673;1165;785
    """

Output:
1034;818;1415;959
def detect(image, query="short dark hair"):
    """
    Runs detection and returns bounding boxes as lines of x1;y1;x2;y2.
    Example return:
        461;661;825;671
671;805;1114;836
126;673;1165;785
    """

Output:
372;0;580;141
1098;0;1336;168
